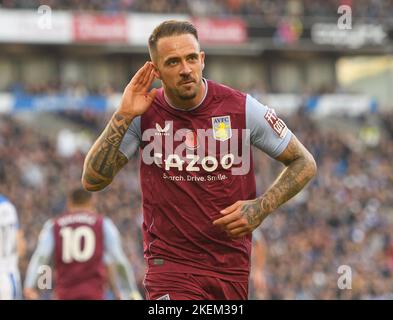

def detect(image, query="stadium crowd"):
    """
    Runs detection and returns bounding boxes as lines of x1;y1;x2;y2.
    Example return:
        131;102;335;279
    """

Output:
0;0;392;22
1;97;392;299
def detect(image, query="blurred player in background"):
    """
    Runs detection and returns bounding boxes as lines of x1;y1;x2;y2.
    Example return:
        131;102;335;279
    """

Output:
23;188;141;300
0;167;26;300
82;20;316;300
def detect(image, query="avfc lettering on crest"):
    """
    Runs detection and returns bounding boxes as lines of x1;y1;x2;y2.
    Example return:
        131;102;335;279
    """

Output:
212;116;232;141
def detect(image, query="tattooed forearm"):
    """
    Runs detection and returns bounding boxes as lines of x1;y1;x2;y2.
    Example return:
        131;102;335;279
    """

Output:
82;112;131;191
258;136;317;216
260;159;313;213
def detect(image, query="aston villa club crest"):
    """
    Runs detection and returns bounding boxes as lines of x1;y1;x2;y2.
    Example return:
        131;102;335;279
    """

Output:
212;116;232;141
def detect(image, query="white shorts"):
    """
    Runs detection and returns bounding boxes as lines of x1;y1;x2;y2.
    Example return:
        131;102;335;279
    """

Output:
0;272;21;300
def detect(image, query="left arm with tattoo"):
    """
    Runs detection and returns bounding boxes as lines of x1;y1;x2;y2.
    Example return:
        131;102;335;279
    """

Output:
213;135;317;238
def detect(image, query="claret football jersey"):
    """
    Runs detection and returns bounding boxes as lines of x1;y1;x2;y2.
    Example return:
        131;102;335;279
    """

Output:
120;79;292;282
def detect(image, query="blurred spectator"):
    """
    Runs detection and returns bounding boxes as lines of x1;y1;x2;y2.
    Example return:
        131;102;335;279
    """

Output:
0;0;391;23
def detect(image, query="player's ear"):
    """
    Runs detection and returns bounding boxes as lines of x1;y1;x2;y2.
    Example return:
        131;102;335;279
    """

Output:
200;51;205;71
152;62;161;80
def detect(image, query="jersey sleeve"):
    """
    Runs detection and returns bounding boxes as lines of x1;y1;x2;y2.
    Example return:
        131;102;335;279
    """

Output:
9;202;19;229
246;94;292;158
103;218;124;260
103;218;142;299
0;197;18;227
119;116;141;160
252;228;263;242
24;220;54;289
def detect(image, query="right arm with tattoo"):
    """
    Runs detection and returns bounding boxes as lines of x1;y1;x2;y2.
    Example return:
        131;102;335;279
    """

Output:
81;112;132;191
82;62;158;191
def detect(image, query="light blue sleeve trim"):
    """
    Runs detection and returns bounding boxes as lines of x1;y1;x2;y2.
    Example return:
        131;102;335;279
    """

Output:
103;217;124;259
246;94;292;158
119;116;141;159
103;218;140;297
24;220;54;289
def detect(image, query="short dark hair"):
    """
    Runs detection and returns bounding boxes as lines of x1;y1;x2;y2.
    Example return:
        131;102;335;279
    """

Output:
69;187;92;206
148;20;199;60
